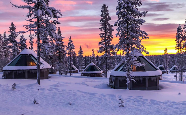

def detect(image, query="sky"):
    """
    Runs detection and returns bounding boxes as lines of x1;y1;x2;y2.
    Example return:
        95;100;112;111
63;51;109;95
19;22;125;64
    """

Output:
0;0;186;56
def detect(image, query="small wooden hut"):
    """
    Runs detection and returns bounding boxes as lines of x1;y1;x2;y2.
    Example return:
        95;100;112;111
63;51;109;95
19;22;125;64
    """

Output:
3;49;51;79
69;65;78;73
109;52;162;90
170;65;178;73
81;62;103;77
158;65;166;74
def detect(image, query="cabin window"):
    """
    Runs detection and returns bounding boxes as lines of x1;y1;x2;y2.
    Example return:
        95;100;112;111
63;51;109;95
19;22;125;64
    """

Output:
85;65;101;71
114;56;157;71
8;54;37;66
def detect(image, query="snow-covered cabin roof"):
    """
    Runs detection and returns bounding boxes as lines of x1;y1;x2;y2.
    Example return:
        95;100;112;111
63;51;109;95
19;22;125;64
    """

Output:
110;53;162;77
158;65;165;71
3;49;51;70
82;62;102;73
70;65;78;71
170;65;178;71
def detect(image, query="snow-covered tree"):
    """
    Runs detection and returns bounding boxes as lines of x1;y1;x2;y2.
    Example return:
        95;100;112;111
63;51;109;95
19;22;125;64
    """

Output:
2;32;10;60
67;36;75;76
0;34;3;70
78;46;84;71
19;35;27;51
29;30;34;50
11;0;62;85
91;49;96;64
72;51;77;68
164;48;169;74
115;0;149;89
175;24;184;53
8;22;19;59
55;27;66;75
0;34;3;57
98;4;114;78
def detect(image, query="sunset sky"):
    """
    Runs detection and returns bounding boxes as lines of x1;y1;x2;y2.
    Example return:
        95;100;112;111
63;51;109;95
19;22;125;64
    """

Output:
0;0;186;56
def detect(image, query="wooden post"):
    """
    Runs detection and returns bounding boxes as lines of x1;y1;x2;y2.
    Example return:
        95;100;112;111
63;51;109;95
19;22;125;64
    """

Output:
12;71;14;79
130;79;132;90
25;70;28;79
157;77;159;90
146;77;148;90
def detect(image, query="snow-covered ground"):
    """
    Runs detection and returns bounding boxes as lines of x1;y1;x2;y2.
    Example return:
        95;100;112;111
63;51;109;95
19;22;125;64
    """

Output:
0;72;186;115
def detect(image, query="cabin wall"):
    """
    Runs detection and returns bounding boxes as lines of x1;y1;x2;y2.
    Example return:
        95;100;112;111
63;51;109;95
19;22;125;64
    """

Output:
3;69;49;79
81;73;102;77
110;76;160;90
69;70;78;73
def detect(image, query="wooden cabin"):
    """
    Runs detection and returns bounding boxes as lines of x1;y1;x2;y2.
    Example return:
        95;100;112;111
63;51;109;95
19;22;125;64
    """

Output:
170;65;178;73
109;52;162;90
69;65;78;73
81;62;103;77
158;65;166;74
2;49;51;79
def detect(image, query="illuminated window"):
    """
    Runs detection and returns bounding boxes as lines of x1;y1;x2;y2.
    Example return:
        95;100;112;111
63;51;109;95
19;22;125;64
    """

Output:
8;54;37;66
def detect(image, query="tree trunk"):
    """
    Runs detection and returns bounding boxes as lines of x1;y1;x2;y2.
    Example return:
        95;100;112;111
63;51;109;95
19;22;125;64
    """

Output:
70;49;72;76
37;0;40;85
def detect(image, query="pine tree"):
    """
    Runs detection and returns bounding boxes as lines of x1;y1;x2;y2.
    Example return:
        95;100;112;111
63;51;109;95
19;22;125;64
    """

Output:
72;51;77;68
98;4;114;78
91;49;96;64
55;27;66;75
78;46;84;71
8;22;19;59
175;24;184;53
2;32;10;60
164;48;169;74
115;0;149;89
67;36;75;76
29;30;34;50
19;35;27;51
11;0;62;85
0;34;3;70
0;34;3;57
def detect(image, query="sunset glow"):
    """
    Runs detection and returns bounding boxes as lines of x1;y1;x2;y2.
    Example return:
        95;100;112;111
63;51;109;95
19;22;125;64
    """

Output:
0;0;185;56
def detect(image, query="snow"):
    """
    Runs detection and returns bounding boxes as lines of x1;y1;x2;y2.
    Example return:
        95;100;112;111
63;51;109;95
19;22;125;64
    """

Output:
0;72;186;115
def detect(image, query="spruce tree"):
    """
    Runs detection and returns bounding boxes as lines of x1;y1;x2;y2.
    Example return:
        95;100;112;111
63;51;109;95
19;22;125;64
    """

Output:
164;48;169;74
19;35;27;51
55;27;66;75
72;51;77;68
0;34;3;70
175;24;184;53
115;0;149;89
11;0;62;85
2;32;10;60
78;46;84;71
98;4;114;78
91;49;96;64
8;22;19;59
29;30;34;50
67;36;75;76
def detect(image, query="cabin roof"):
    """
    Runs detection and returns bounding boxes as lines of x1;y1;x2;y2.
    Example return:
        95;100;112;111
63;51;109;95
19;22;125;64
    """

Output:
3;49;51;70
110;53;161;77
82;62;102;73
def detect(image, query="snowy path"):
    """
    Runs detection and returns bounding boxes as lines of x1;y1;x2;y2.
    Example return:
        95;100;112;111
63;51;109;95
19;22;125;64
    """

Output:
0;72;186;115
